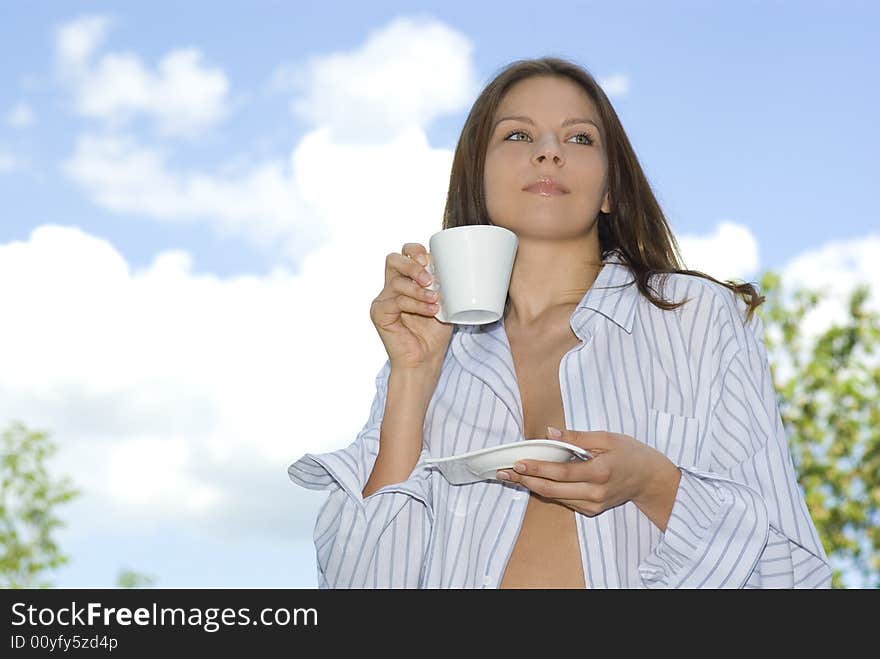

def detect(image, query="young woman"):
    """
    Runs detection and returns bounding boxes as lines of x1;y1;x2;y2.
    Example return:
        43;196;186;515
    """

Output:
288;57;831;588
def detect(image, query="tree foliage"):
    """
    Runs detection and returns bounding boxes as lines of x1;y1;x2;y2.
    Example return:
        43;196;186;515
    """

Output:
116;568;157;588
1;421;80;588
757;272;880;588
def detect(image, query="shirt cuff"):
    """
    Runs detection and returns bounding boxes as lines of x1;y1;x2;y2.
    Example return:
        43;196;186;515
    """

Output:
638;468;769;588
288;445;434;514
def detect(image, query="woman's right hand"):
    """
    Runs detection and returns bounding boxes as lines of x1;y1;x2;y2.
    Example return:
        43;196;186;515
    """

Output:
370;243;454;371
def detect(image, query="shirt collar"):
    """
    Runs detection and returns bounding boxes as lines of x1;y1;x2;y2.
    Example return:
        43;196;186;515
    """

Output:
449;250;639;437
571;249;639;336
458;249;640;339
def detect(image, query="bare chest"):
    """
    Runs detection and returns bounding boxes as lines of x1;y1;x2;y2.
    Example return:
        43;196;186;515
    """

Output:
499;323;586;588
510;329;582;440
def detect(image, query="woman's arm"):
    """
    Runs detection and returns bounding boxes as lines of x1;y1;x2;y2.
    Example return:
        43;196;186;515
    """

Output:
363;364;442;497
288;360;439;588
639;297;832;588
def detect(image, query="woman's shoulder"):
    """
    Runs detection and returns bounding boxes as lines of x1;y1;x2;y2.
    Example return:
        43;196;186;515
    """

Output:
607;249;745;316
653;269;752;319
641;269;760;345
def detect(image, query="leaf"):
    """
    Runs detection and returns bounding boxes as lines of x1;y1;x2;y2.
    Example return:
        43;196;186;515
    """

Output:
0;422;80;589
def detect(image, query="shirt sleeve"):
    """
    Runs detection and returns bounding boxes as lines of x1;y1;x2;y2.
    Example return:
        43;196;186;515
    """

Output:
287;359;435;588
639;295;833;589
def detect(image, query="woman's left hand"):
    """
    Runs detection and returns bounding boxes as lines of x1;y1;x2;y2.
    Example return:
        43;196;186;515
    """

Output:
496;426;682;531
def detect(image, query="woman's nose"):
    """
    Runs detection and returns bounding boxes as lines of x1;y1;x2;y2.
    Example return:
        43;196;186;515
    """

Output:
532;136;563;165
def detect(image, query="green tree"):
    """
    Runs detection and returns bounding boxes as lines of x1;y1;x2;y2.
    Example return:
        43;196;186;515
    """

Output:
758;272;880;588
116;568;157;588
1;421;80;588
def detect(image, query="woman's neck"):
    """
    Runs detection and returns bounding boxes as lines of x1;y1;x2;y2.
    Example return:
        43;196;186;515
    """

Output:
503;237;603;331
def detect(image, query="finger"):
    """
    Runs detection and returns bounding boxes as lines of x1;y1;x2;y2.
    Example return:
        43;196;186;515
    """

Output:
390;273;440;305
552;427;614;452
385;252;433;289
401;242;430;266
510;459;583;482
513;457;610;485
497;471;597;501
373;294;440;318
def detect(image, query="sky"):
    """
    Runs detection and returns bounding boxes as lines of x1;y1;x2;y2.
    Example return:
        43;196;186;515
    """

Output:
0;1;877;588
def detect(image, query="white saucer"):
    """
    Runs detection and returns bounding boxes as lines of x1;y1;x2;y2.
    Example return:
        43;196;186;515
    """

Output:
424;439;593;485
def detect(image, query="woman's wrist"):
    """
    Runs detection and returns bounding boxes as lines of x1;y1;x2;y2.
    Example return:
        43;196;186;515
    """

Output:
632;453;682;532
389;363;442;402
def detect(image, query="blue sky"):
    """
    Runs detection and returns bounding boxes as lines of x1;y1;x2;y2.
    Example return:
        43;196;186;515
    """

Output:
0;1;877;588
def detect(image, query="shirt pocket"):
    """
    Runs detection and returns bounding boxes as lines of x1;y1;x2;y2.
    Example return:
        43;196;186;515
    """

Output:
646;408;703;469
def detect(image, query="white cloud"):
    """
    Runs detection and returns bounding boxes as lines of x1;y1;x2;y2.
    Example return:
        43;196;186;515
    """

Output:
677;220;761;282
0;150;16;173
599;73;629;96
0;226;344;528
286;15;481;143
62;16;473;264
63;124;453;264
0;212;448;539
61;133;325;261
55;15;229;138
55;15;113;72
779;233;880;339
7;102;35;128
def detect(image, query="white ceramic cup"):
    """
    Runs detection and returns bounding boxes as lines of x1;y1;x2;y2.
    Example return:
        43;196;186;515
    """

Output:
425;225;518;325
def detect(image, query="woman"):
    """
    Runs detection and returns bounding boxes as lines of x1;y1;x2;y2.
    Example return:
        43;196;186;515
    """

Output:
288;57;831;588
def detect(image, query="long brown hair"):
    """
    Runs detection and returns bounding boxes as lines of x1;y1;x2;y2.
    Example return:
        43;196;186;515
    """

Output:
441;56;764;322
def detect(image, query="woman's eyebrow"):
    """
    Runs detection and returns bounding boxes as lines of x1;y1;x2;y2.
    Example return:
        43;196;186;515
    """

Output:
493;115;600;131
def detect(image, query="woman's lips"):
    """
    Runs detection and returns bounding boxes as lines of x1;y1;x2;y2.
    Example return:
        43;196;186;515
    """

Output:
523;182;569;196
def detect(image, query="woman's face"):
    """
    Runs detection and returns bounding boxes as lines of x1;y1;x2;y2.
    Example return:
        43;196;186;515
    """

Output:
483;75;611;240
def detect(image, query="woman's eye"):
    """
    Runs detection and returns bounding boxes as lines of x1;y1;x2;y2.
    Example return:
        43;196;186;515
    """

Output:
503;130;593;145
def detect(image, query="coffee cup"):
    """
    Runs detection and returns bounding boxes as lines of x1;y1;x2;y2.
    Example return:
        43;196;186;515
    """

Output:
425;225;518;325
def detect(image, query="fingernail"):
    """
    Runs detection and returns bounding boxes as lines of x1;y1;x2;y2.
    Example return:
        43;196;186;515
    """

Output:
496;471;509;480
547;426;562;438
513;462;526;473
418;271;432;286
416;254;427;266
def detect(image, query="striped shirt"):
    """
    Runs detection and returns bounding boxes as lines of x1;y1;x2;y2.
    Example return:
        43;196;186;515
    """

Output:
288;250;832;588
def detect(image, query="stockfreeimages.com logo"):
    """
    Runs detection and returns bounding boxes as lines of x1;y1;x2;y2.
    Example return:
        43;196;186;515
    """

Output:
11;601;318;633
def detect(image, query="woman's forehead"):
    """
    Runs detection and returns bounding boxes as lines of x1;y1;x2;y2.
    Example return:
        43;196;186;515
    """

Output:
495;77;599;122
